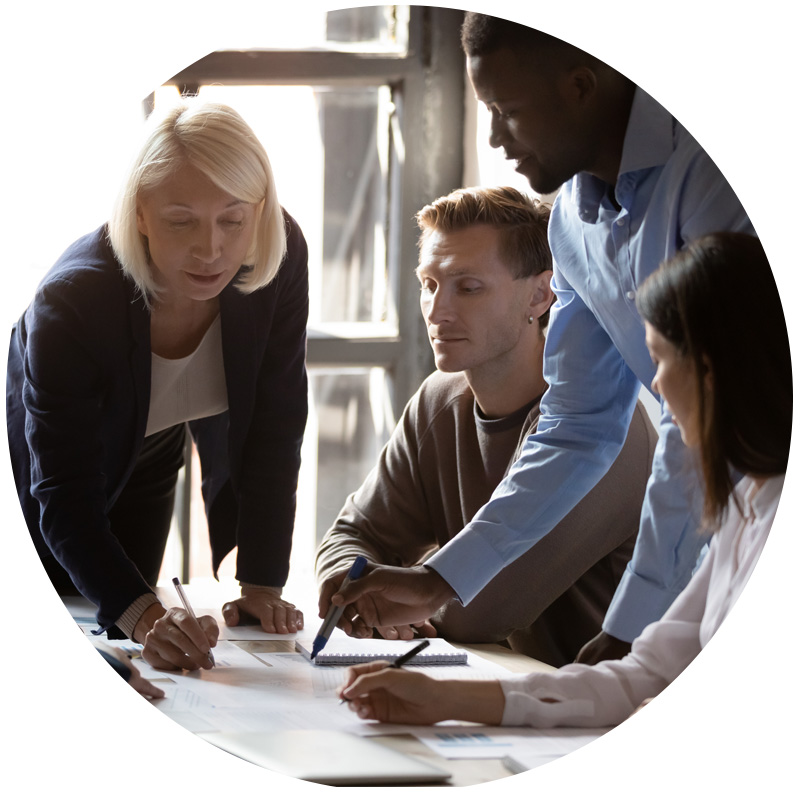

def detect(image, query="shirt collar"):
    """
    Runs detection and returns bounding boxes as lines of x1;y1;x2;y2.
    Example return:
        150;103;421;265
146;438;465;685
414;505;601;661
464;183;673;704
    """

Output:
618;86;675;175
741;473;785;521
566;86;675;219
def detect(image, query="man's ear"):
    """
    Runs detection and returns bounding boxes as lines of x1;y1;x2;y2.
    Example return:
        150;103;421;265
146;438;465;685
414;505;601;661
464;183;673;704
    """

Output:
564;66;598;103
528;270;555;322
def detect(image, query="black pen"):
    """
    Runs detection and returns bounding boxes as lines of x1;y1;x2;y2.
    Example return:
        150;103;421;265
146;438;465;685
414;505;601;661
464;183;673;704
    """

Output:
340;639;430;704
172;576;215;667
389;638;430;668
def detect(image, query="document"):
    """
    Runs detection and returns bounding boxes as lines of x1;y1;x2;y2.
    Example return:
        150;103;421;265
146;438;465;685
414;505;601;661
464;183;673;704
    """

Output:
414;726;610;761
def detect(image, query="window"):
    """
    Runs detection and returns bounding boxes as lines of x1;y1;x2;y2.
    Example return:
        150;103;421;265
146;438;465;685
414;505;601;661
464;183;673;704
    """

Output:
155;6;467;603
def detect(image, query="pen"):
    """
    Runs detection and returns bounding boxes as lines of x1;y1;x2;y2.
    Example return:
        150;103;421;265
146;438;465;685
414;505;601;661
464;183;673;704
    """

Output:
172;576;215;667
388;638;429;668
311;555;368;659
340;639;430;703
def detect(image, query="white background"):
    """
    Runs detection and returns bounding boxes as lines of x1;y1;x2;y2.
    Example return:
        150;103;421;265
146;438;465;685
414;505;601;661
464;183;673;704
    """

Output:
2;2;797;798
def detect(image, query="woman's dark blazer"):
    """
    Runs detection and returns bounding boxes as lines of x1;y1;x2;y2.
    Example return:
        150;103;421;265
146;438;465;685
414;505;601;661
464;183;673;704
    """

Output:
6;213;309;634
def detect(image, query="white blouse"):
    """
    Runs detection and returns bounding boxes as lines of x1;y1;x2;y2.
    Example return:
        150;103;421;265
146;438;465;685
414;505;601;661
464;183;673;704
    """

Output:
146;315;228;437
500;473;784;728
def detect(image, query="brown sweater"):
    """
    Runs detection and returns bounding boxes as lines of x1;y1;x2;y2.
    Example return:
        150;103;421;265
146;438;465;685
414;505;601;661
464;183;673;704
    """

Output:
315;371;658;666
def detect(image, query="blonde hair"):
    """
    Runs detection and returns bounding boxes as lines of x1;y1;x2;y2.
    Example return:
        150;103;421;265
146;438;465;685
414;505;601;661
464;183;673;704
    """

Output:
108;99;286;303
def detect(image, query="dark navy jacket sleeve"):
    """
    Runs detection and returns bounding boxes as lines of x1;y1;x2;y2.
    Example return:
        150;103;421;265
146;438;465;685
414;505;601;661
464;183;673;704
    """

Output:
8;214;310;632
7;228;154;632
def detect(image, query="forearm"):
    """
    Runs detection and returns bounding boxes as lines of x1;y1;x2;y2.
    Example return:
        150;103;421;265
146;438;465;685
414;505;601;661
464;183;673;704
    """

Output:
438;679;505;725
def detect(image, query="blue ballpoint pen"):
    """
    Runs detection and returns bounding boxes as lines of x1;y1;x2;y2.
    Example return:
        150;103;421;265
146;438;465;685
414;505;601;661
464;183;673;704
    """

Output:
311;555;368;659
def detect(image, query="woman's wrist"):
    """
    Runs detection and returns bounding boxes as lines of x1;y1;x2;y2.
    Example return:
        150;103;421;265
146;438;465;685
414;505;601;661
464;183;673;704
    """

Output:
441;679;505;725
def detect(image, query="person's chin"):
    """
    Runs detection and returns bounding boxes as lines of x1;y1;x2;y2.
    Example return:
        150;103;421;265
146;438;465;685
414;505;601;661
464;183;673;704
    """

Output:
434;355;464;374
516;159;565;196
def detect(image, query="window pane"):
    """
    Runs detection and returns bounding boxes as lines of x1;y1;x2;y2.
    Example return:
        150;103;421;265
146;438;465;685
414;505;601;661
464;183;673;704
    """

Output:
155;84;393;327
311;367;394;543
158;368;395;603
210;5;409;54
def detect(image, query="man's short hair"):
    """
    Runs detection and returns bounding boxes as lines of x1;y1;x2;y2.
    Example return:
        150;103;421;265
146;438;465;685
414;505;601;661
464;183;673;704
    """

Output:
416;186;552;329
461;12;565;58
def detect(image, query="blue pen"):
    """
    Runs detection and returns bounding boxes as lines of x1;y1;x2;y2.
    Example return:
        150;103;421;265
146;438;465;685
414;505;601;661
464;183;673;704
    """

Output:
311;555;368;659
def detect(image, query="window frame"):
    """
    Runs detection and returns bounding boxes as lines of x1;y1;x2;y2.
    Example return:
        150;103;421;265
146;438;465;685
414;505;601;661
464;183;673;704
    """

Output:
159;6;467;581
160;6;466;417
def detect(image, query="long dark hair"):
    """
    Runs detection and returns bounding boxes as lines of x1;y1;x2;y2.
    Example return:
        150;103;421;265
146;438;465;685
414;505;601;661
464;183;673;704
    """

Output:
636;233;792;525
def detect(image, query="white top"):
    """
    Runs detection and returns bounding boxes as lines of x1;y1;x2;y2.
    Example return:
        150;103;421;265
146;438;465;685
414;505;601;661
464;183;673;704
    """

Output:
145;315;228;437
500;473;783;728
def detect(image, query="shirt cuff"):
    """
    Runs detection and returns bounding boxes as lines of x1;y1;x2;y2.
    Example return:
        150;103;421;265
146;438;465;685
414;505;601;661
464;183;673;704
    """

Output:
602;568;684;642
425;531;509;606
117;593;162;641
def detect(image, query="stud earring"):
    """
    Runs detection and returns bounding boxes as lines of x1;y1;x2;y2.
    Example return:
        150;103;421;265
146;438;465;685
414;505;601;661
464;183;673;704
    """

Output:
527;315;535;325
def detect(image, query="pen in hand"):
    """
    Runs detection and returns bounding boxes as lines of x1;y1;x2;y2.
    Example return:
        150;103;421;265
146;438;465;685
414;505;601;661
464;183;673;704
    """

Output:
340;639;430;704
172;576;215;667
312;555;368;659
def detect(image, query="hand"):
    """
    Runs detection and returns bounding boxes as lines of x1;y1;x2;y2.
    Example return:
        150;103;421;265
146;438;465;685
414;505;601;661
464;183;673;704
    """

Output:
339;661;454;724
340;661;504;725
331;565;455;630
222;587;303;634
574;630;632;665
318;568;373;638
318;567;437;640
95;642;165;699
126;658;166;699
375;620;438;640
141;606;219;671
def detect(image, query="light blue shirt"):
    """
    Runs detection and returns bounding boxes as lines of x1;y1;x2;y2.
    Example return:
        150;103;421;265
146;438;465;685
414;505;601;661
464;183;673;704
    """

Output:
426;88;755;642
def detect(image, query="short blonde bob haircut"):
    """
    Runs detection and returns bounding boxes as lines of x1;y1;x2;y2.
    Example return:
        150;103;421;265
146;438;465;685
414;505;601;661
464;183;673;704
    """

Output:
108;98;286;303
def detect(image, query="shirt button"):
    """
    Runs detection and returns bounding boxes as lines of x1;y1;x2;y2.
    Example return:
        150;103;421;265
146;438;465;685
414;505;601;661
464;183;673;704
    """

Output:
626;291;635;300
616;219;625;227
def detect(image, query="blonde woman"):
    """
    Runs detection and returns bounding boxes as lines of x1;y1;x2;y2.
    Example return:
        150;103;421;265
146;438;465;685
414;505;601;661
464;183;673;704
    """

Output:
8;100;308;670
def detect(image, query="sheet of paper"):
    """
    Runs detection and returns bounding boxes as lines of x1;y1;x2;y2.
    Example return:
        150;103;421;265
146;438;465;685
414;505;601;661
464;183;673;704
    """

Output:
414;726;610;760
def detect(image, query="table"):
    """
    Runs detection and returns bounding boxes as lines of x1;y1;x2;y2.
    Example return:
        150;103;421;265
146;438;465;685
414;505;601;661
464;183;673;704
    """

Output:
67;584;604;789
232;637;556;787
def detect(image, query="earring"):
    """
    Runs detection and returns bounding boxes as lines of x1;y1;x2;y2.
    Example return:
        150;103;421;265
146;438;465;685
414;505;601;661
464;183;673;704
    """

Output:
527;315;535;325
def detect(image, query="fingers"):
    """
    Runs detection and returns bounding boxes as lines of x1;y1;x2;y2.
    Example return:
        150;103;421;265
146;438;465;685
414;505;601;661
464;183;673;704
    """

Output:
318;577;338;618
225;594;304;634
129;671;166;699
414;619;438;638
344;666;400;699
142;608;216;671
331;572;374;607
221;601;240;627
340;661;391;698
348;615;374;638
199;615;220;646
259;601;304;634
375;623;416;640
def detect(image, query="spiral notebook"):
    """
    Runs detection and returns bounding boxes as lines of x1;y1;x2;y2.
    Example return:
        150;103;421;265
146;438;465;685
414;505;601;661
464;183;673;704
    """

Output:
296;636;469;666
